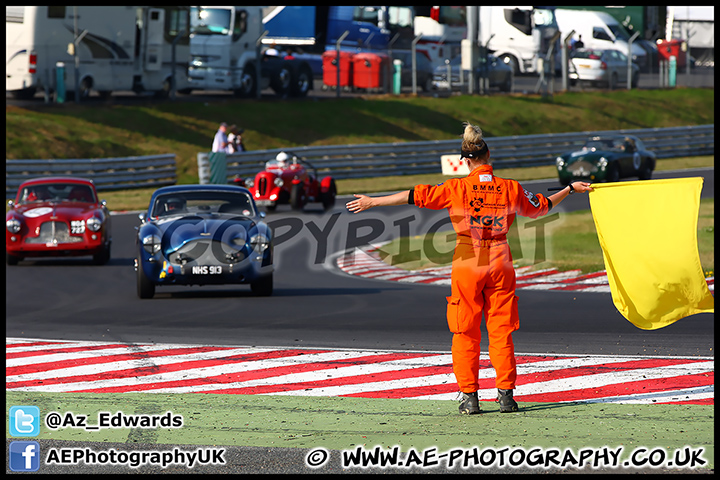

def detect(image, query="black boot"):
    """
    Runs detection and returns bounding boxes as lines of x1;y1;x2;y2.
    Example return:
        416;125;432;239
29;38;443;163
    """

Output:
496;388;518;413
458;391;480;415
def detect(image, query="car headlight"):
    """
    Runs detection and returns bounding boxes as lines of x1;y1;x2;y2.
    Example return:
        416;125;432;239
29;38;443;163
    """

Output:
6;218;21;233
274;177;284;187
250;234;270;252
142;234;162;254
86;216;103;232
245;178;254;188
556;157;565;168
598;157;608;169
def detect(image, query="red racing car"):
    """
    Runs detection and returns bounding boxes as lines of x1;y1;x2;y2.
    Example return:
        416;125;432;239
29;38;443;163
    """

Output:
237;152;337;212
6;176;112;265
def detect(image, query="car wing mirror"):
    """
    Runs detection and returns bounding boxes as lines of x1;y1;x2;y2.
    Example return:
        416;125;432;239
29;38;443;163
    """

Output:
138;212;146;223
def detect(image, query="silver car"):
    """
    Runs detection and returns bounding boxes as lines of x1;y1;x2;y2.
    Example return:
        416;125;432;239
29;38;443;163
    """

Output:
569;48;639;89
433;54;513;92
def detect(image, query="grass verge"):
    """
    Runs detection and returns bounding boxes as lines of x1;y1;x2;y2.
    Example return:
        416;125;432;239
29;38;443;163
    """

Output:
374;198;714;276
95;155;713;212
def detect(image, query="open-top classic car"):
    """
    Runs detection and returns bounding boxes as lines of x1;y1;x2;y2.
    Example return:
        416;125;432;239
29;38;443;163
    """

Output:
237;151;337;211
134;184;273;298
555;134;656;186
6;176;111;265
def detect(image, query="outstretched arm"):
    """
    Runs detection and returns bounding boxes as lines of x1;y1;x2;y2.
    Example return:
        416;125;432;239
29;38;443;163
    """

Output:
346;191;410;213
548;181;593;207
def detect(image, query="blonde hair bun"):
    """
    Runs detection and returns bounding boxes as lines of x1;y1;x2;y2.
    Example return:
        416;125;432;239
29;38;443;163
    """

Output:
461;121;486;154
462;122;483;143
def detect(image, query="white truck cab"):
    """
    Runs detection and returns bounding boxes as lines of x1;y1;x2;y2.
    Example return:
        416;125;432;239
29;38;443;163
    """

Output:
188;6;314;97
555;9;647;70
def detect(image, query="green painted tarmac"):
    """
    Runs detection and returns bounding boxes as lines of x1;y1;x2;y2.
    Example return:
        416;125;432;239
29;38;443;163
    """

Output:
6;391;714;471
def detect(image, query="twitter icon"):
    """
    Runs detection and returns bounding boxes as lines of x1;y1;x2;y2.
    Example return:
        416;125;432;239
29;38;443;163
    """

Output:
9;406;40;437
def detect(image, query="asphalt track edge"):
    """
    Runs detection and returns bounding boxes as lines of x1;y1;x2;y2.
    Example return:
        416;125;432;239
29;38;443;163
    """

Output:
6;390;714;474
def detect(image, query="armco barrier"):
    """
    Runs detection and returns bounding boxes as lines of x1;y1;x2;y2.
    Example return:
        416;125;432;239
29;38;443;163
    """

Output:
5;154;176;198
6;126;713;196
198;124;713;184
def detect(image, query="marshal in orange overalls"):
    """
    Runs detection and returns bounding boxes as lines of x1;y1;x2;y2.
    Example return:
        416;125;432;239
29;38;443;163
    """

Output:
412;164;551;393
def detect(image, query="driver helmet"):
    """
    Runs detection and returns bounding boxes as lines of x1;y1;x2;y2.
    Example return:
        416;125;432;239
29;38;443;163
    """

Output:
275;151;289;167
164;197;185;213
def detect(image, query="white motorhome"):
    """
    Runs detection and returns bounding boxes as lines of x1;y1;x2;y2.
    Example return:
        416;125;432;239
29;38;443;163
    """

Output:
6;6;190;99
555;9;648;70
478;6;559;75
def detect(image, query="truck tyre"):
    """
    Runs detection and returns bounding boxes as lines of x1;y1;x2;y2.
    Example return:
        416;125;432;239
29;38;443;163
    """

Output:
234;63;257;98
290;63;313;97
271;62;293;96
66;77;94;100
78;77;93;99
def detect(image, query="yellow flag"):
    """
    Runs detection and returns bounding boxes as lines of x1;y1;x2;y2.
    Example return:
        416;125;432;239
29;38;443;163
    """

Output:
589;177;714;330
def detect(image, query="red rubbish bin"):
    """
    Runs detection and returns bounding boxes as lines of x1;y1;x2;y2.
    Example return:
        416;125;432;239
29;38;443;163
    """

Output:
322;50;354;88
352;52;388;90
656;39;687;69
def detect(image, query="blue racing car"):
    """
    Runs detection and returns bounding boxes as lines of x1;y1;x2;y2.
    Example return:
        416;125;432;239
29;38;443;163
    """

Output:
134;185;273;298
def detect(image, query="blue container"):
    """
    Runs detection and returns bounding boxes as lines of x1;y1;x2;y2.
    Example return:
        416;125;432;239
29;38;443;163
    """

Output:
668;55;677;88
55;62;66;103
393;59;402;94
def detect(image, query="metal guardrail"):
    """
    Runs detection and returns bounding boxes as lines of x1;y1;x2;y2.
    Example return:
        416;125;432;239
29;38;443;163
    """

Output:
203;124;713;182
5;154;177;198
5;125;713;198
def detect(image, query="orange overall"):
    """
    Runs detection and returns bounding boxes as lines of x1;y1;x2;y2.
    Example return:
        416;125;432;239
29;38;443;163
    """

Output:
413;164;551;392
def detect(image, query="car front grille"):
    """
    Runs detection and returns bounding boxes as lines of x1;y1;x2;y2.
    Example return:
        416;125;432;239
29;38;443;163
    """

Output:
568;160;598;174
167;239;246;265
258;177;268;196
25;221;83;244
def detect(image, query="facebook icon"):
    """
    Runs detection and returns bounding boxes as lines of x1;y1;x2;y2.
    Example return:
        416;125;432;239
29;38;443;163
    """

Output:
9;441;41;472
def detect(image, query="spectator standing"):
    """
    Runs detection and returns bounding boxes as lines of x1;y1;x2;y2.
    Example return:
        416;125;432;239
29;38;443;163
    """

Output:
212;122;231;153
573;34;584;50
228;125;247;153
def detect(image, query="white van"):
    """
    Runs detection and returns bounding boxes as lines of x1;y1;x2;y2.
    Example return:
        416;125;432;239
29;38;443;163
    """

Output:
555;9;647;70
